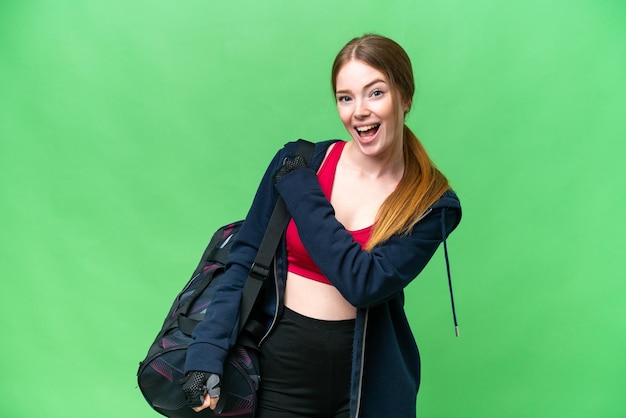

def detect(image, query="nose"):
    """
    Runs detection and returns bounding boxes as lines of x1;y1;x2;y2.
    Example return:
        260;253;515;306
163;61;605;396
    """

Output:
354;98;370;119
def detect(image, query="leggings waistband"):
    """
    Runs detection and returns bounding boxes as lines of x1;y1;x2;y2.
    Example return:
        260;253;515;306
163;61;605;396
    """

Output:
282;306;355;331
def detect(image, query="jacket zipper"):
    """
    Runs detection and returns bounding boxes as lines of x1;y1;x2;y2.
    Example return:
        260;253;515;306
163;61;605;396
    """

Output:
354;307;369;417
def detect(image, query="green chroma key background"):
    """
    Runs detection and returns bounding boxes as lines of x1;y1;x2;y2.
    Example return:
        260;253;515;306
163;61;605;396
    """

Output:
1;0;624;417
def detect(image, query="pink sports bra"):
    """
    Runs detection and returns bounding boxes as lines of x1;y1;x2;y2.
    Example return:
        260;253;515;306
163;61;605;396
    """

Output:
286;141;373;285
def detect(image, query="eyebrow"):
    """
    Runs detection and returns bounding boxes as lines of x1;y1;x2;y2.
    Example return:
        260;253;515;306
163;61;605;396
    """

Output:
335;78;387;95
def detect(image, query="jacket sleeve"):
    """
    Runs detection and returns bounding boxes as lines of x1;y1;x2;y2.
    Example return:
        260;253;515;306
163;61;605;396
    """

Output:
184;140;334;374
275;167;462;308
184;147;285;375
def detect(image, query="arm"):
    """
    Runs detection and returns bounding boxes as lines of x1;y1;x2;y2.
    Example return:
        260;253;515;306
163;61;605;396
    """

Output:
275;168;462;308
184;140;335;374
184;148;285;375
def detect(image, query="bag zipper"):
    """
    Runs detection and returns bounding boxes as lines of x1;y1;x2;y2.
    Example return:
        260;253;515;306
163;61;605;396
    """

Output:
137;344;187;378
258;260;281;346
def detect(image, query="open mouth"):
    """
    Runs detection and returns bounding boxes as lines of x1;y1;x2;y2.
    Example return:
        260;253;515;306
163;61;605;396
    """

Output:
355;124;380;139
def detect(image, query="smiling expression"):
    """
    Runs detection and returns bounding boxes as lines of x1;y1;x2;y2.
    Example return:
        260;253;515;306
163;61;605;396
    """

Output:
334;59;409;158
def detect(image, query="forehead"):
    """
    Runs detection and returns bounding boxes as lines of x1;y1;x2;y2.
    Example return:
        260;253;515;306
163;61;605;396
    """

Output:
335;59;389;90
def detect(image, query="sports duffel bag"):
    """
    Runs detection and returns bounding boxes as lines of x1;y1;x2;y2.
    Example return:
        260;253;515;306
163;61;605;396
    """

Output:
137;221;260;417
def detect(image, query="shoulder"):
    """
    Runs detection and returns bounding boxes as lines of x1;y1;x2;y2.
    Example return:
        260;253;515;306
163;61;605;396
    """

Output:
426;189;462;235
431;189;461;211
280;139;343;171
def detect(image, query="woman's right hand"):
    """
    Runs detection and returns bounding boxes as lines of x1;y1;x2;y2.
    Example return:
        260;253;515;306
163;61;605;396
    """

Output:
192;393;220;413
181;371;221;412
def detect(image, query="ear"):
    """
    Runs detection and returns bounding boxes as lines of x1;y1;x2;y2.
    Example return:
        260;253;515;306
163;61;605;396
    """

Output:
403;99;412;114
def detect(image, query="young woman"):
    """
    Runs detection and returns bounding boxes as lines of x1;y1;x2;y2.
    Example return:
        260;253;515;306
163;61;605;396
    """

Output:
182;34;462;418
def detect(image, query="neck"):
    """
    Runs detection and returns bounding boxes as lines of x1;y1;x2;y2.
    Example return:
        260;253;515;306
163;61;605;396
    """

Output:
344;138;405;181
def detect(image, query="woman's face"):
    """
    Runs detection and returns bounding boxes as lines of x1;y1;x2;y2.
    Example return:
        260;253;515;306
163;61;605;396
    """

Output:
334;59;408;158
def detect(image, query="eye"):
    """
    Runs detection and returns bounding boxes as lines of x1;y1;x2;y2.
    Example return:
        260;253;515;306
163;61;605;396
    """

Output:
371;90;384;98
337;95;352;103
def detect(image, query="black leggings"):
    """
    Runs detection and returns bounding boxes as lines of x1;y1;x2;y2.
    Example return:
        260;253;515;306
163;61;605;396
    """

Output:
256;307;355;418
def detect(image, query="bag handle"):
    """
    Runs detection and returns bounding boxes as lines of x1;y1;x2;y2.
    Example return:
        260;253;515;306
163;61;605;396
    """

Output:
239;139;315;333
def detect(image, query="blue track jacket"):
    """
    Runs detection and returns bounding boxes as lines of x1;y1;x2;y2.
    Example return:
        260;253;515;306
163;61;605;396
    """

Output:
185;139;462;418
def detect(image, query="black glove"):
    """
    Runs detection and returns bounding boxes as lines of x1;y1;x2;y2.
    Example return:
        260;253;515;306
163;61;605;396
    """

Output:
181;371;221;408
274;155;308;183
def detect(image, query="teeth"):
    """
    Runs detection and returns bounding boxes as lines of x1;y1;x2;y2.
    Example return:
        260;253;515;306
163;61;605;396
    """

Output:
356;124;379;132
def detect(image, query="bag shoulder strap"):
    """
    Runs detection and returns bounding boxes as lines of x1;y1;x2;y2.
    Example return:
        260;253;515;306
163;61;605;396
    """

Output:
239;139;315;332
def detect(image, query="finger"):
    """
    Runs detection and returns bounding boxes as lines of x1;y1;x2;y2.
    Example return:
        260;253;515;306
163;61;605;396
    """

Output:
209;396;220;411
192;394;212;412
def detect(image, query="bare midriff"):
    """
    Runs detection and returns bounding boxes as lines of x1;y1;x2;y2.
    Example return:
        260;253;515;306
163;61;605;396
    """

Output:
284;271;357;320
